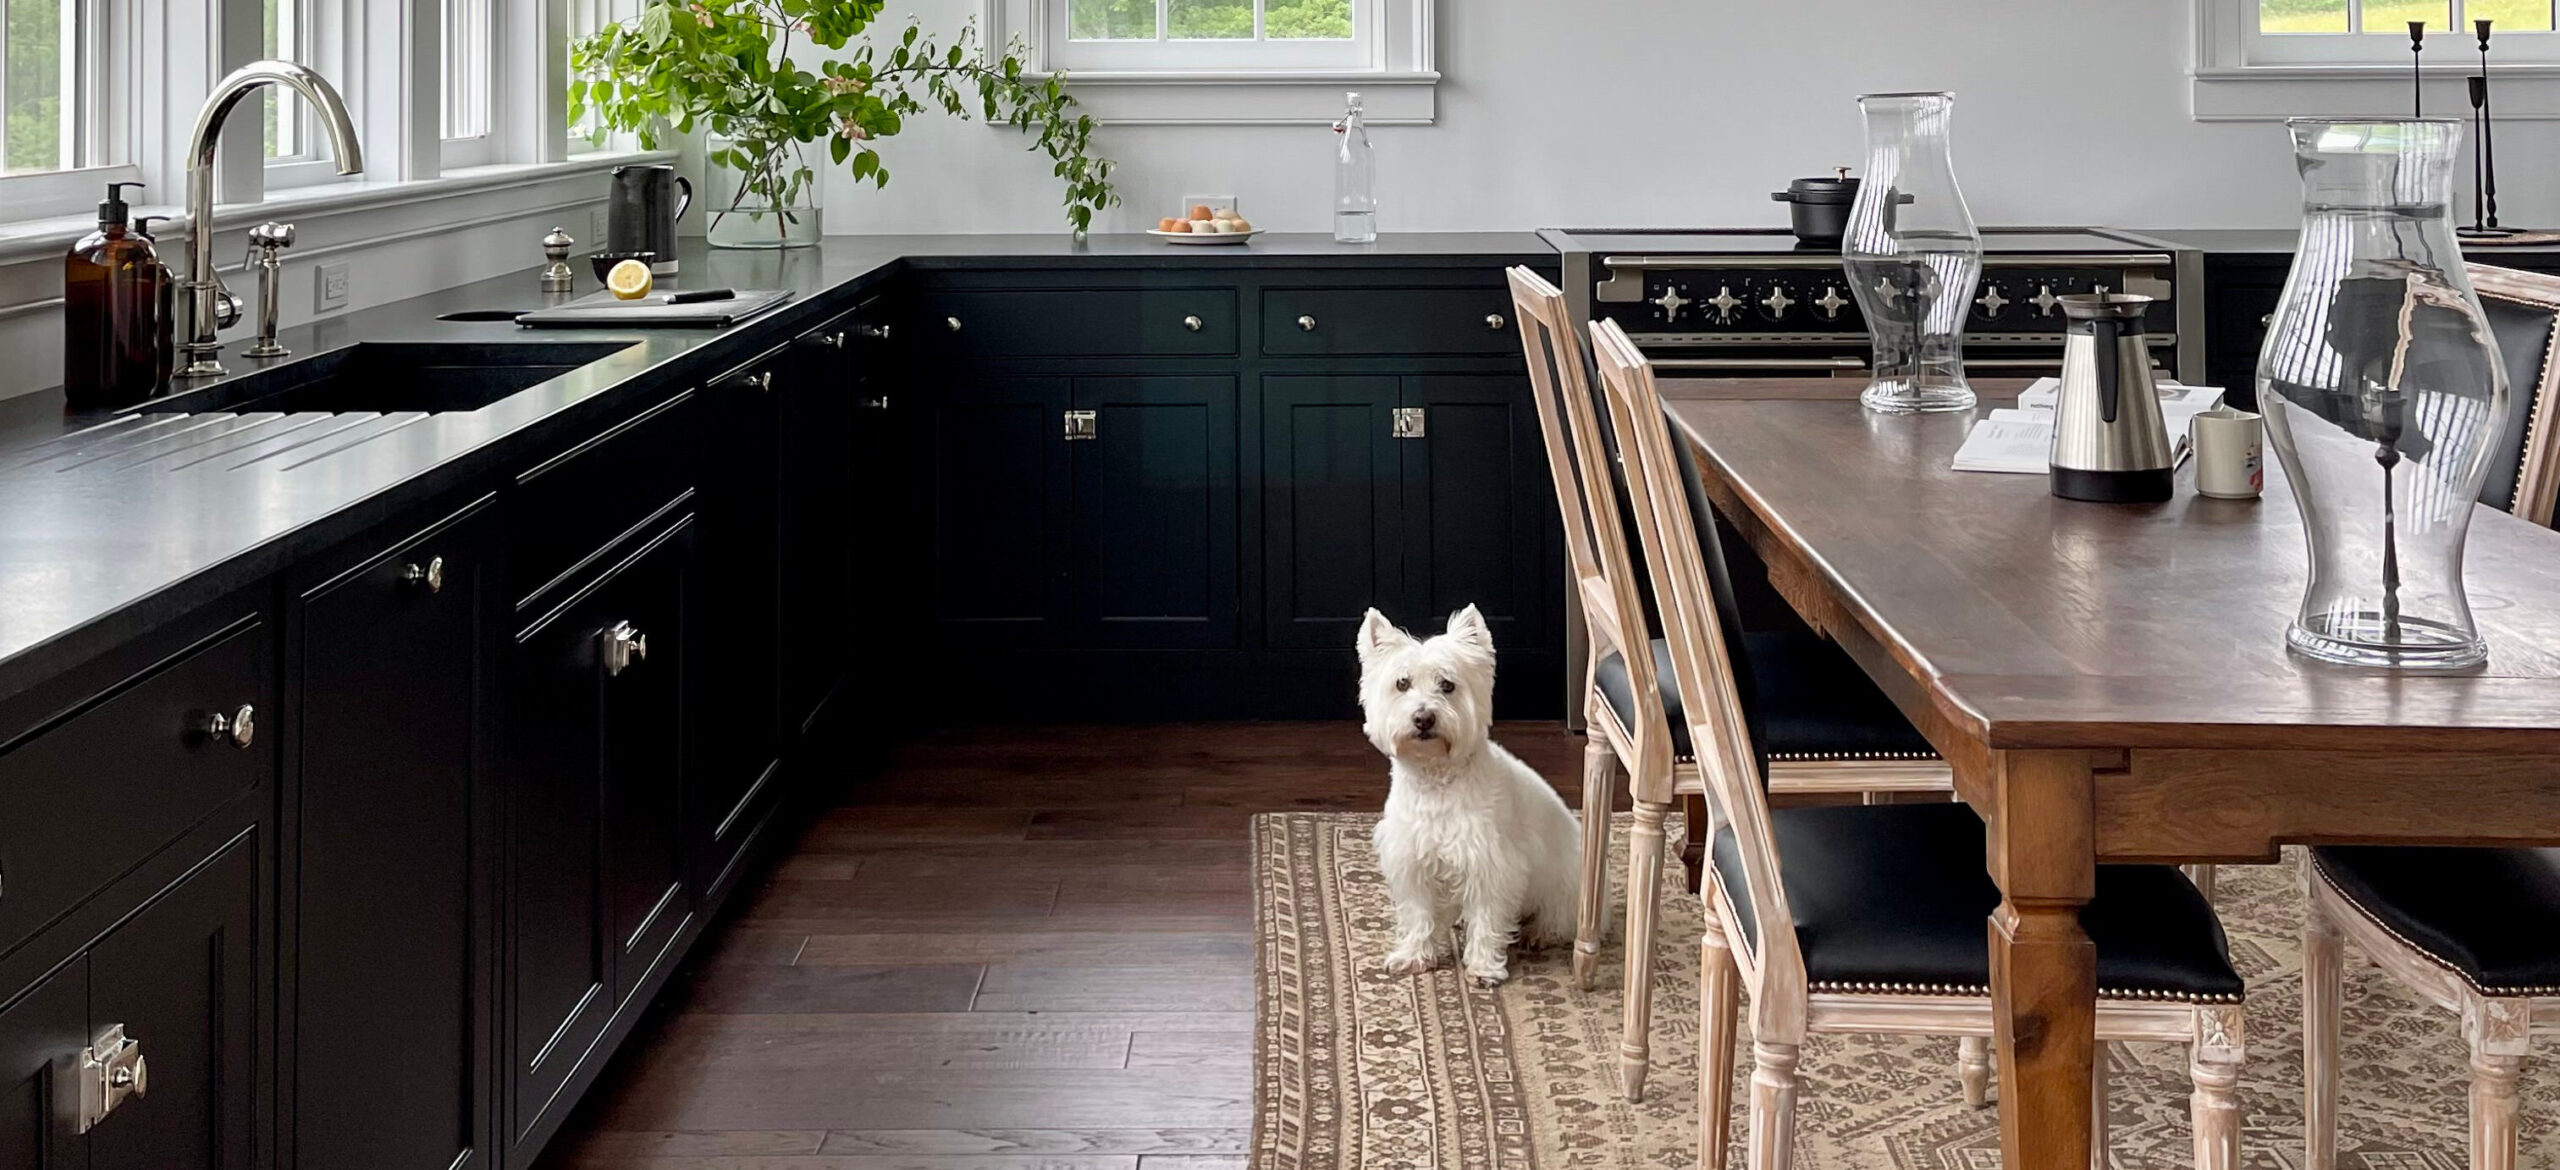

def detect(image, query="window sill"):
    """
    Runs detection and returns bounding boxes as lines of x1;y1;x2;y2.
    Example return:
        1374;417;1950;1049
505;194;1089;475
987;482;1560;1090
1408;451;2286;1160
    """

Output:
1040;69;1439;125
0;150;674;268
2193;63;2560;121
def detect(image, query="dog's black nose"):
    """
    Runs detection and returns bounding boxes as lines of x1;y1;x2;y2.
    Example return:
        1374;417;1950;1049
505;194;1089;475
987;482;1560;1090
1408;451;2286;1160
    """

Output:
1412;711;1437;733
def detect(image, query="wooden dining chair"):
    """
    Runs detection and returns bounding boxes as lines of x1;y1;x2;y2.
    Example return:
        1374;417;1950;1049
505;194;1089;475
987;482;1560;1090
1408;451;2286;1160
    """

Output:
1505;267;1954;1102
2297;264;2560;1170
1588;317;2251;1170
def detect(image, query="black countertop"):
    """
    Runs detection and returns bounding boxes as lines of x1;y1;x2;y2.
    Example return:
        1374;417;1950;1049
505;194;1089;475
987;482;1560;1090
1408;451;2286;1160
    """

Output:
0;231;1551;703
2134;226;2560;258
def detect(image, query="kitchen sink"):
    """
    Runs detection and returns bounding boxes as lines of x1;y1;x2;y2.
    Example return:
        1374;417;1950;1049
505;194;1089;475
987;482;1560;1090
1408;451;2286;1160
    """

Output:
138;341;637;415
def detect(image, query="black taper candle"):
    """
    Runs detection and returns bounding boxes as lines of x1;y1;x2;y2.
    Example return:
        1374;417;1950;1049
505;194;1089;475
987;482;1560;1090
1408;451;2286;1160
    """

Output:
2470;75;2488;232
2478;19;2501;229
2411;21;2427;116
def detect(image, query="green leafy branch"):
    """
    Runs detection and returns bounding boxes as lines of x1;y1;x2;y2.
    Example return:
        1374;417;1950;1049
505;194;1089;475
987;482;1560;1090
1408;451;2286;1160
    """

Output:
569;0;1118;235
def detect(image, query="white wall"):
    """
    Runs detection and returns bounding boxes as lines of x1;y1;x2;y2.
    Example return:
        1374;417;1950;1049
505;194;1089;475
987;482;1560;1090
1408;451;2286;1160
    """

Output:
813;1;2560;235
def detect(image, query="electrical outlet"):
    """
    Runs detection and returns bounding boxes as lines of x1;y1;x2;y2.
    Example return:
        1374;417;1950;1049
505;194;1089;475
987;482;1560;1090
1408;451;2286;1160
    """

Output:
315;262;351;313
1180;192;1239;217
588;207;609;245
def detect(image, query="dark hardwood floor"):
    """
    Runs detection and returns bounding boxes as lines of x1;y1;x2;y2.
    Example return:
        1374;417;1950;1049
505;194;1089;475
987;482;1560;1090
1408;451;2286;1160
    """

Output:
539;721;1598;1170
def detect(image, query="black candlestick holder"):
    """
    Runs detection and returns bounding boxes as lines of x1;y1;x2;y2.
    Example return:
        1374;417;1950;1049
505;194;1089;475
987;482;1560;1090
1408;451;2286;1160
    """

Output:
2458;18;2521;239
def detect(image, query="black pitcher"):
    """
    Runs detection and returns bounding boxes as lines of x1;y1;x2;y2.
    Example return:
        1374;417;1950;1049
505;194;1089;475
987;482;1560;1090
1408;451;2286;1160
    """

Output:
606;164;691;275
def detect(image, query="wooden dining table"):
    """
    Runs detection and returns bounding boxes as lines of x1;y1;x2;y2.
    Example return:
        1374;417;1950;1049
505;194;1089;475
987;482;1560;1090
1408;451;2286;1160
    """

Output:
1659;379;2560;1170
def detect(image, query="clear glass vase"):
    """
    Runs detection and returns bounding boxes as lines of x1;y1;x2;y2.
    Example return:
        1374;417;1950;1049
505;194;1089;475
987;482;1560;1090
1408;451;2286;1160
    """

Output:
1844;92;1981;414
2259;118;2506;670
706;147;822;250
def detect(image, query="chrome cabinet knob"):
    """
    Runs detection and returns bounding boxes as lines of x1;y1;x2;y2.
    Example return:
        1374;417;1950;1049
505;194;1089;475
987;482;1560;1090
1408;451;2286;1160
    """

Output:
946;316;964;333
400;556;444;594
738;370;773;392
1297;315;1318;332
816;331;847;349
1183;315;1203;332
75;1025;146;1133
1485;313;1506;331
861;323;893;340
200;704;256;748
860;396;891;410
602;621;648;677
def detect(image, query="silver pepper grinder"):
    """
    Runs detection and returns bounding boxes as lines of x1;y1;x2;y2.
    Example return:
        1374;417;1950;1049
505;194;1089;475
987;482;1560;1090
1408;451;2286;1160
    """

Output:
242;221;296;359
540;227;577;295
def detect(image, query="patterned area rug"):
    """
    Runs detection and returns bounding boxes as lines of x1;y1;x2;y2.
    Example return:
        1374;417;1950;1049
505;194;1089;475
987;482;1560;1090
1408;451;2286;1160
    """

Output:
1250;811;2557;1169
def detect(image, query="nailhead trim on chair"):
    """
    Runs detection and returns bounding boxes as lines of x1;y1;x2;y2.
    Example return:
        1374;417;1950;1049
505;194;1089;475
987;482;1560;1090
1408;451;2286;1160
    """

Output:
2310;854;2560;999
1808;979;2244;1005
1767;750;1943;761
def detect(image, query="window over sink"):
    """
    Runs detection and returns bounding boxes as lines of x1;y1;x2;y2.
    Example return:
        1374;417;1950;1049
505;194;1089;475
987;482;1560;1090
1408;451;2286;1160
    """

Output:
984;0;1438;124
2195;0;2560;119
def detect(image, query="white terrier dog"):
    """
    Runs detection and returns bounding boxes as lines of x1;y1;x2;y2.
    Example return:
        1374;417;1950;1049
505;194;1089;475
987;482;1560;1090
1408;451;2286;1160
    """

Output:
1357;605;1581;986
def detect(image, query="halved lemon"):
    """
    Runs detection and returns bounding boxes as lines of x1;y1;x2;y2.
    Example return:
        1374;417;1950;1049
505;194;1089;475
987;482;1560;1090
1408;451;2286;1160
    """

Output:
606;259;654;301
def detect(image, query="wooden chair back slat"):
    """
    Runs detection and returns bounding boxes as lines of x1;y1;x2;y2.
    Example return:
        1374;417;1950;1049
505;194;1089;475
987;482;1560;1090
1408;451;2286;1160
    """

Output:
1588;316;1808;1039
1508;267;1673;780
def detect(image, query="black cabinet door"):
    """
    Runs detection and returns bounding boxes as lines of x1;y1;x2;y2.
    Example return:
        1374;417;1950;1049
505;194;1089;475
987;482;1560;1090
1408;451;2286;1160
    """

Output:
779;332;861;732
1262;375;1403;650
86;830;259;1170
291;501;490;1170
0;960;84;1168
921;377;1071;644
1071;376;1239;649
695;367;782;894
1400;375;1552;650
507;516;694;1142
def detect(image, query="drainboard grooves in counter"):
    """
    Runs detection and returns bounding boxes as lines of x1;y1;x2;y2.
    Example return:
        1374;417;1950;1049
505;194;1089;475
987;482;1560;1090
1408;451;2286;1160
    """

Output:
0;413;184;474
152;413;345;472
215;413;397;471
86;413;296;472
273;412;433;471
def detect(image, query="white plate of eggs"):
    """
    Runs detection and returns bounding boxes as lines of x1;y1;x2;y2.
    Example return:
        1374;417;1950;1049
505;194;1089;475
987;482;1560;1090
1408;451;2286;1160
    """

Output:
1151;205;1258;244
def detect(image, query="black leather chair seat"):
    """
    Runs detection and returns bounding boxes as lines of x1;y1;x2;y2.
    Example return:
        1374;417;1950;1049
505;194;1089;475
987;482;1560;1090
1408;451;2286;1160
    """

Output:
1593;631;1937;764
1710;803;2244;1002
2312;846;2560;994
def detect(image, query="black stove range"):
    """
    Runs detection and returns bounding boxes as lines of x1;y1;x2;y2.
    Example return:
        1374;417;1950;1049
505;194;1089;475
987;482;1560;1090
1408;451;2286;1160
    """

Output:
1537;227;2204;382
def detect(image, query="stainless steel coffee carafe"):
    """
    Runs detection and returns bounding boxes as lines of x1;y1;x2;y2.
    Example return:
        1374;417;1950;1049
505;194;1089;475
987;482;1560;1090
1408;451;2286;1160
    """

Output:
2049;292;2176;502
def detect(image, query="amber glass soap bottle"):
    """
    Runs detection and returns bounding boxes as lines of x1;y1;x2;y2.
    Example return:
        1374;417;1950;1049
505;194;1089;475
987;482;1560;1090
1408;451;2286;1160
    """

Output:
64;181;171;409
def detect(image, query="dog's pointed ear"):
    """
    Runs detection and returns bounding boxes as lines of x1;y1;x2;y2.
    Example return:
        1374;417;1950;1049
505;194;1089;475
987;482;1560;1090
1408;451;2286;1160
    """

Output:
1357;608;1413;666
1445;604;1494;654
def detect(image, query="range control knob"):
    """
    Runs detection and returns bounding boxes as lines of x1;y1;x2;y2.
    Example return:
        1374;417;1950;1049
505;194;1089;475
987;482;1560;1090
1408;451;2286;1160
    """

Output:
1651;284;1690;323
1705;284;1744;325
1812;284;1850;322
2030;283;2063;317
1975;283;2012;319
1755;281;1796;322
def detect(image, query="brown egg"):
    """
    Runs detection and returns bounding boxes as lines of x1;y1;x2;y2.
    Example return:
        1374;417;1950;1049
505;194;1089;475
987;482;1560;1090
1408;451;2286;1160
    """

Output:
1227;217;1254;233
1168;219;1193;233
1158;217;1182;232
1189;204;1214;221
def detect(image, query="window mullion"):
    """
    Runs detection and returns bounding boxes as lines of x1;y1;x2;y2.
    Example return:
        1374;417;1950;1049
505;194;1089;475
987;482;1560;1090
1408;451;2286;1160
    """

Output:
1157;0;1169;42
1255;0;1266;43
2348;0;2363;33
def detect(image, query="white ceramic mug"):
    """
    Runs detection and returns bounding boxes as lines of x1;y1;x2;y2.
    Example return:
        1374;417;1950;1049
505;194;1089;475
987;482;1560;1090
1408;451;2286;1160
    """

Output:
2191;404;2264;499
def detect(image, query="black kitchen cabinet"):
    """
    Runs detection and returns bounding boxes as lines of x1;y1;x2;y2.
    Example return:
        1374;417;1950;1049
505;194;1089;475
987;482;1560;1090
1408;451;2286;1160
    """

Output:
1072;375;1241;649
286;496;493;1170
86;832;260;1169
506;513;696;1155
779;310;877;731
696;359;786;895
1400;375;1554;653
0;830;259;1169
1262;374;1402;651
922;375;1074;643
1261;373;1553;664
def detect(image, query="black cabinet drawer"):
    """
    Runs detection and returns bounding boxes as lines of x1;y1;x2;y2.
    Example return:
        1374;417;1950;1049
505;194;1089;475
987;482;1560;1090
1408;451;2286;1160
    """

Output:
911;289;1237;357
0;619;269;965
510;389;699;609
1263;287;1517;356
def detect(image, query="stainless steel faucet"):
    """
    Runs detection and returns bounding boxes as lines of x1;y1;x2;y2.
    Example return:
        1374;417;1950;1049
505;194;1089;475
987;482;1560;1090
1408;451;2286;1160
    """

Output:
179;61;363;379
243;222;296;359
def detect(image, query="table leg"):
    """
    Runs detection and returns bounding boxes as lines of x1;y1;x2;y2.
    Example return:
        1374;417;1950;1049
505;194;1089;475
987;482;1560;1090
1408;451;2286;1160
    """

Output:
1985;749;2098;1170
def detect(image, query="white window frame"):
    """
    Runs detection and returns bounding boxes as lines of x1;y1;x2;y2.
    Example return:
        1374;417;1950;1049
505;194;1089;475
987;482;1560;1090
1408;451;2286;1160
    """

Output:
985;0;1437;125
0;0;142;221
263;0;361;190
438;0;503;168
2197;0;2560;119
